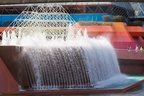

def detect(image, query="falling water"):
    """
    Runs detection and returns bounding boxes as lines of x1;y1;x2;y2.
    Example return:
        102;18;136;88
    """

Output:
0;26;130;90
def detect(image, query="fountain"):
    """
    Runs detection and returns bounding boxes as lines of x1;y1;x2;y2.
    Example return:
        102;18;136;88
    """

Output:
1;26;130;89
0;4;143;95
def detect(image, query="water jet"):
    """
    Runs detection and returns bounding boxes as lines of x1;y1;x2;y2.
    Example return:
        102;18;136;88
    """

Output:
0;4;143;95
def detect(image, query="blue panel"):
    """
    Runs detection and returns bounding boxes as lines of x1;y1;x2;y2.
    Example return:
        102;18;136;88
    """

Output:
0;15;17;26
71;14;114;22
0;14;115;26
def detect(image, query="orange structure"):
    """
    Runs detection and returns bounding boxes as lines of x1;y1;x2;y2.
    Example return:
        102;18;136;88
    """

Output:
0;46;143;95
77;22;144;49
0;22;144;50
77;22;144;75
0;23;144;94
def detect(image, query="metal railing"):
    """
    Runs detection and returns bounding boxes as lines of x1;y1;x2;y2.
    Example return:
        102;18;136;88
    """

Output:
130;2;144;17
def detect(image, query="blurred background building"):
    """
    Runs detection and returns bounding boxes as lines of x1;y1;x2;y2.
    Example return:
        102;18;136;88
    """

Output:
0;2;144;26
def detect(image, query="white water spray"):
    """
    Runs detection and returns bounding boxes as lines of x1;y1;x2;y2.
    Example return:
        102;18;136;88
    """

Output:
0;5;131;90
0;25;130;89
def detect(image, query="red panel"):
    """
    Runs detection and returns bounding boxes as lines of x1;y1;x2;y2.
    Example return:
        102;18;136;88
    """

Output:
80;26;114;32
126;26;144;37
0;58;18;94
0;27;6;33
126;26;144;32
0;23;144;49
129;32;144;37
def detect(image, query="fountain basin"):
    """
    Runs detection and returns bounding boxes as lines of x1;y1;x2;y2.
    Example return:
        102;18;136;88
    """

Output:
0;46;144;95
116;49;144;75
0;46;91;90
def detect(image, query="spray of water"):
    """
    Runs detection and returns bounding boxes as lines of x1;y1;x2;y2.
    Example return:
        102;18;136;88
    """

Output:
0;25;131;90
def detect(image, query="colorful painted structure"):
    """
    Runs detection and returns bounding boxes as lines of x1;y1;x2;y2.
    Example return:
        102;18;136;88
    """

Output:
0;46;143;95
75;22;144;49
0;22;144;94
0;22;144;58
1;22;144;49
74;22;144;75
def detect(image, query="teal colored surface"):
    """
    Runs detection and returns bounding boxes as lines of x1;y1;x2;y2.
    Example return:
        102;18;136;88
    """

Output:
115;75;144;89
97;75;144;89
128;75;144;81
108;79;139;89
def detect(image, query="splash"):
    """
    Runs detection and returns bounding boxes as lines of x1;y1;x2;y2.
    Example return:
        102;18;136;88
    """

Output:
0;5;130;90
0;26;130;90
